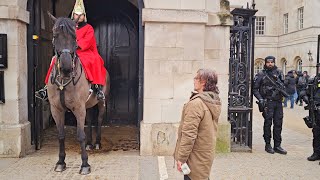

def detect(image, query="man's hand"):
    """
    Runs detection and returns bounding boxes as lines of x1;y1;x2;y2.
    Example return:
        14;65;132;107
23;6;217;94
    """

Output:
176;160;182;172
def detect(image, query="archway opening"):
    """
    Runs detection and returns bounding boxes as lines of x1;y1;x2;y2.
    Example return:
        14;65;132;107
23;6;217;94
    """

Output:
254;58;264;74
294;56;303;72
280;58;287;74
27;0;142;151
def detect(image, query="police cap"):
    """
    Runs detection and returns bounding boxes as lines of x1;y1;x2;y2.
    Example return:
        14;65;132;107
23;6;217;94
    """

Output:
265;56;275;63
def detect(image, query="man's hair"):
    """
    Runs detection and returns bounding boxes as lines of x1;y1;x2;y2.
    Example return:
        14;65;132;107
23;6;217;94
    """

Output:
197;69;219;94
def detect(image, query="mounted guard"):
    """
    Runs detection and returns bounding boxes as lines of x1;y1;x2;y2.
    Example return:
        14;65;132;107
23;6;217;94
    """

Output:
36;0;107;101
36;0;110;175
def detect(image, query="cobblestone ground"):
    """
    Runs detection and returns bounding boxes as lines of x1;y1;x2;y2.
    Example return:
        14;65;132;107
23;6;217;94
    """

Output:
167;105;320;180
1;105;320;180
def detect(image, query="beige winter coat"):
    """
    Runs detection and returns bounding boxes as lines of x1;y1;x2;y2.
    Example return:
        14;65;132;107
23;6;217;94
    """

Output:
174;91;221;180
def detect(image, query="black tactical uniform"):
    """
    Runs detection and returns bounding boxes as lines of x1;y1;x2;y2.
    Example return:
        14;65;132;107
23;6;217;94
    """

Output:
253;56;287;154
300;76;320;163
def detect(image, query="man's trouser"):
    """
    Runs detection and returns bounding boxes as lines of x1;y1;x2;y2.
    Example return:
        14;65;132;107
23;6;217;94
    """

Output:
262;100;283;147
313;113;320;154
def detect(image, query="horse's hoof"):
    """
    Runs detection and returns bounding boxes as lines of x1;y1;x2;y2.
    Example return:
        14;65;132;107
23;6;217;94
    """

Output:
95;143;101;150
54;163;66;172
86;144;93;151
79;166;91;175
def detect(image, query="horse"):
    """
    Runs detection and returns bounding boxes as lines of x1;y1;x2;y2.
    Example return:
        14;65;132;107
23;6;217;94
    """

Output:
47;15;110;175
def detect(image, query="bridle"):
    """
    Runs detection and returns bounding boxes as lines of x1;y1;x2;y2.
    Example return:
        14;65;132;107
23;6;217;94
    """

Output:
49;19;83;109
51;41;82;91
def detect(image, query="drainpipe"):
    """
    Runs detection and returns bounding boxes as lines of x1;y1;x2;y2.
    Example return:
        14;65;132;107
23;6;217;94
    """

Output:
137;0;144;129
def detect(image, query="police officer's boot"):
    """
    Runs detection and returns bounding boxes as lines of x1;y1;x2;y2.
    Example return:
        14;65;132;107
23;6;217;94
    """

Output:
265;143;274;154
307;153;320;161
95;84;105;101
35;86;48;101
274;146;287;155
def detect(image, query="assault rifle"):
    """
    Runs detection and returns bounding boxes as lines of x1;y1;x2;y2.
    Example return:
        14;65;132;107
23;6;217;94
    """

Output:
264;74;290;98
303;78;317;128
303;34;320;128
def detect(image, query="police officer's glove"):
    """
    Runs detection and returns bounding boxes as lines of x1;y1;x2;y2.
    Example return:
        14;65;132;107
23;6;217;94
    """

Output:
257;99;266;112
258;99;265;105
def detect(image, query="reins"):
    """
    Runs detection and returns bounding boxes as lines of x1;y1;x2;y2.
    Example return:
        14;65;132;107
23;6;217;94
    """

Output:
51;49;83;109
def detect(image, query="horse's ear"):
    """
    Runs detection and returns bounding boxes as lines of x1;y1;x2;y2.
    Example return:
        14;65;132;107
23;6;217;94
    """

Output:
47;11;57;24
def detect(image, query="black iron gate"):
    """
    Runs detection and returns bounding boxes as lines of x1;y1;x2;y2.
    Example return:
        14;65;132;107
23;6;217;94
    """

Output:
228;7;257;152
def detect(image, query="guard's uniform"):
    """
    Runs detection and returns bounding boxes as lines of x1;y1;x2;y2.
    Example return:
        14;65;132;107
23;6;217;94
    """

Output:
253;66;285;147
45;22;106;85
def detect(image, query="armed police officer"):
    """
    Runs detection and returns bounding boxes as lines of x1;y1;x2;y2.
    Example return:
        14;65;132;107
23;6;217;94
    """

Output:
253;56;288;155
299;69;320;163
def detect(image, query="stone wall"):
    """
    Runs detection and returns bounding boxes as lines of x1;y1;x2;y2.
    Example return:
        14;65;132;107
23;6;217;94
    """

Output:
140;0;232;155
0;0;32;157
230;0;320;76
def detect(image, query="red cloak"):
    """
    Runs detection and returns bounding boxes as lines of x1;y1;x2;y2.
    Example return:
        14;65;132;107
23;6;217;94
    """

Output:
45;23;106;85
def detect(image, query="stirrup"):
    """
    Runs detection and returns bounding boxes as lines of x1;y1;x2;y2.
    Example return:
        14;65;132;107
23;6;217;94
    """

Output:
35;86;48;101
94;84;105;101
97;90;105;101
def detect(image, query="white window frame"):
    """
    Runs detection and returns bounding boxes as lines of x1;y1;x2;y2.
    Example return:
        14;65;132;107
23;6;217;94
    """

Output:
298;7;304;30
283;13;288;34
254;60;264;74
256;16;266;35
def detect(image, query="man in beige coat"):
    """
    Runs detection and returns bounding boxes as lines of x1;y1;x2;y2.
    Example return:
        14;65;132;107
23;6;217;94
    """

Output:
174;69;221;180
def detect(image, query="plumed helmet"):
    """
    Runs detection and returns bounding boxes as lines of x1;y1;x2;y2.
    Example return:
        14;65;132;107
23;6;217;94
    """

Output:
71;0;87;22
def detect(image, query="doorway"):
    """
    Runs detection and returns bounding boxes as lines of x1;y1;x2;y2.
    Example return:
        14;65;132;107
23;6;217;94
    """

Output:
27;0;141;150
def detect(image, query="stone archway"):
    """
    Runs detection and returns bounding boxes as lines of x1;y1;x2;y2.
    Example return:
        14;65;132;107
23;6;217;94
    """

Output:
294;56;303;72
254;58;264;74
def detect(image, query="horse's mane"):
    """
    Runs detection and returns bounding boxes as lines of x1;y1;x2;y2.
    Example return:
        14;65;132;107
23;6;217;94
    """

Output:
53;17;76;39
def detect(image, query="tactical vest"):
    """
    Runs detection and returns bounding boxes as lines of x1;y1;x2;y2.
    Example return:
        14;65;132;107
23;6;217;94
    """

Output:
260;69;283;101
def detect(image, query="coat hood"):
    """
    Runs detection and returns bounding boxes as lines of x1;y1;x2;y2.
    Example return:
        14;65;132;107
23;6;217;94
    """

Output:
191;91;221;120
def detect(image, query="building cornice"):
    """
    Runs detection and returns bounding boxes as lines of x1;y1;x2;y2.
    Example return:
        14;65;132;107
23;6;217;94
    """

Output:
0;6;29;24
142;8;233;26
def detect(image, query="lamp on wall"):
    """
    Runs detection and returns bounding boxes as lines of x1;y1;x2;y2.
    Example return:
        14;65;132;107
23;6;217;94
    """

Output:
308;50;313;61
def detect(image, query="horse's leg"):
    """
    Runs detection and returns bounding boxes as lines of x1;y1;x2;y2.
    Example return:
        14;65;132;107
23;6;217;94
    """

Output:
51;107;67;172
95;102;106;149
85;108;93;150
74;107;91;175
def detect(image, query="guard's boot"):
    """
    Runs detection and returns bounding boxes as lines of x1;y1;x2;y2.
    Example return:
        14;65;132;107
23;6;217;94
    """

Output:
265;144;275;154
307;153;320;161
35;86;48;101
95;84;105;101
274;146;287;155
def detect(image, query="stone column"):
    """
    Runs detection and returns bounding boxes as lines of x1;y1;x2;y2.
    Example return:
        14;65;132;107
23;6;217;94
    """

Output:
140;0;232;155
0;0;32;157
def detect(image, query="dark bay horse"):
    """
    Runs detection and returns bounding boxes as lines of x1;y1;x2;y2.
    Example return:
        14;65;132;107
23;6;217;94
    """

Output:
47;16;110;175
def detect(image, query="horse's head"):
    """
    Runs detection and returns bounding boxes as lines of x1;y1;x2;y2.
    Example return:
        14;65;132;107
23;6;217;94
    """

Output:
50;15;77;76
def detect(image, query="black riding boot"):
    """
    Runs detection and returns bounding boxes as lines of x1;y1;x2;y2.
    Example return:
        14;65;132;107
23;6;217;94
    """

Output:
95;84;105;101
35;86;48;101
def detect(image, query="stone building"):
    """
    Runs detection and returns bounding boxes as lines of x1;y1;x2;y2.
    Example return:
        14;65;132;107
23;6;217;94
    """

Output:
230;0;320;76
0;0;232;157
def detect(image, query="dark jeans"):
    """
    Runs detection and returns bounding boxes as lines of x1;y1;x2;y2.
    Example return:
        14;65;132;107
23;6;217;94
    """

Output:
184;175;210;180
284;94;294;108
262;100;283;147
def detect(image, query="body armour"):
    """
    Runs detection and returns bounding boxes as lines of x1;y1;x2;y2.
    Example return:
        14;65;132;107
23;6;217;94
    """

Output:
307;76;320;103
253;67;284;101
